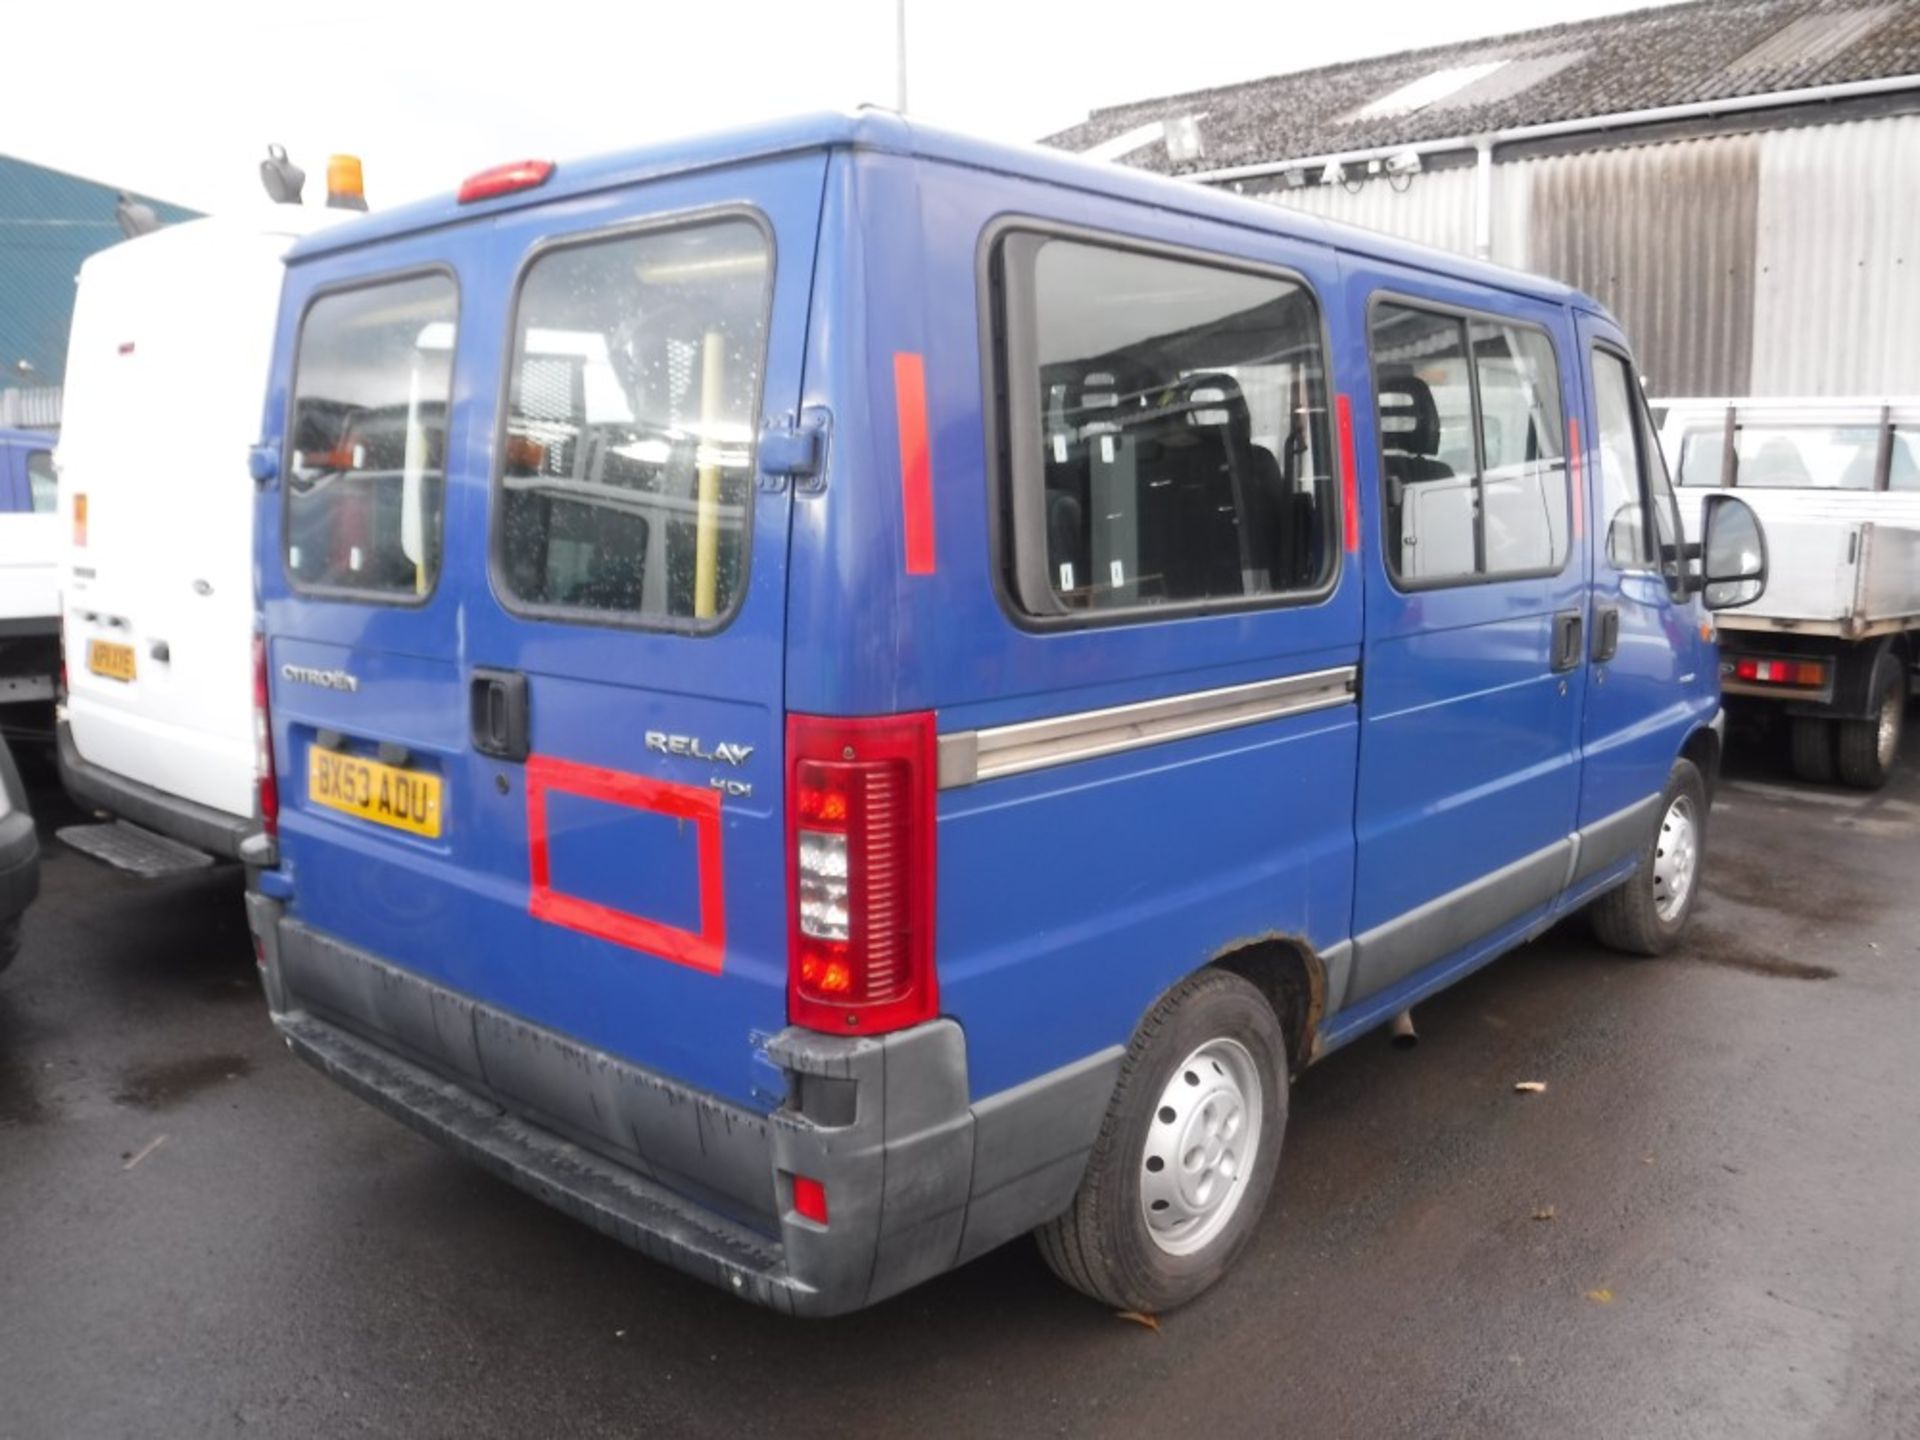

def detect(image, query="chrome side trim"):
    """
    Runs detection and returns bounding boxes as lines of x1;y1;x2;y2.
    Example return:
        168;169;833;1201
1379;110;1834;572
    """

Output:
936;666;1358;789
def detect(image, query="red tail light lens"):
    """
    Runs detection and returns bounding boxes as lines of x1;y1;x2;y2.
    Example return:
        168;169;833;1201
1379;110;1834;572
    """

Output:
252;633;278;837
786;712;937;1035
1734;657;1826;687
790;1174;829;1225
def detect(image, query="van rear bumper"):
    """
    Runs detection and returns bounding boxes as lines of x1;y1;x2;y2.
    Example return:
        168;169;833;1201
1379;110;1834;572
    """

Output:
58;720;254;860
246;892;1119;1316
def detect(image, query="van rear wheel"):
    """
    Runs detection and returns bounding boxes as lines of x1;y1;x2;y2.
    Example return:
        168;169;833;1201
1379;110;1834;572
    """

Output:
1835;653;1905;790
1036;969;1286;1314
1590;758;1707;957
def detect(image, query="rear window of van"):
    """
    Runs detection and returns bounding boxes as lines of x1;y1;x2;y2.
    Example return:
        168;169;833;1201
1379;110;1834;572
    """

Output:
285;272;458;600
493;216;771;629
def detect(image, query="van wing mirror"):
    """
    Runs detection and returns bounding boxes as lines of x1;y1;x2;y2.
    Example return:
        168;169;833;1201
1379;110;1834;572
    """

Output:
1697;493;1767;610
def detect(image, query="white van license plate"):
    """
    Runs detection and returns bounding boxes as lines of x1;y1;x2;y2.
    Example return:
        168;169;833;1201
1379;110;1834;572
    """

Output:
87;641;136;682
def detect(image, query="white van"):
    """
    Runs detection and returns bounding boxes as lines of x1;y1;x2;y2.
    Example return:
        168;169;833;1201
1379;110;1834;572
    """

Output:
57;208;342;873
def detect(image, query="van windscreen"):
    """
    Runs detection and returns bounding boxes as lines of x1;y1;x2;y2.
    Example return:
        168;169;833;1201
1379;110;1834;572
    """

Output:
493;217;770;628
285;273;458;599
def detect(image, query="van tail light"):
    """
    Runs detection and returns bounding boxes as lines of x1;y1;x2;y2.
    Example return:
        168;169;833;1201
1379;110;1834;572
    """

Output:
786;712;937;1035
73;493;87;548
253;633;278;837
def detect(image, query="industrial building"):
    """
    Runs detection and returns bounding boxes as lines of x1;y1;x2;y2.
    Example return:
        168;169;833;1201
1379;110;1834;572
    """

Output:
1046;0;1920;397
0;154;196;425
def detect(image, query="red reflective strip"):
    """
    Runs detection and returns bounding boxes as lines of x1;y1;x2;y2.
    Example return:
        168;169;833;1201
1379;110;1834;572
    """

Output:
894;351;935;575
1336;393;1359;554
525;754;725;974
1568;416;1584;540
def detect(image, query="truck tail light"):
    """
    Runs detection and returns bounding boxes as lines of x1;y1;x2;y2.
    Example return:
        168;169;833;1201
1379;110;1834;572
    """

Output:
253;633;278;837
1734;657;1826;686
786;712;937;1035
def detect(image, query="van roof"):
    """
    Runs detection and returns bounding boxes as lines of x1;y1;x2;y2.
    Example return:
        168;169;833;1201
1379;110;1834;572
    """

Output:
78;206;352;283
287;111;1599;313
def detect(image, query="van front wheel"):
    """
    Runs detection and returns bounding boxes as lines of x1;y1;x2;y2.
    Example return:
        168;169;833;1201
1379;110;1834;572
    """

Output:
1590;759;1707;957
1036;970;1286;1314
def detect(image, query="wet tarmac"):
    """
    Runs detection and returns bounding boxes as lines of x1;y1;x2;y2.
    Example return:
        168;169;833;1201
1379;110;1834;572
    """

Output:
2;736;1917;1438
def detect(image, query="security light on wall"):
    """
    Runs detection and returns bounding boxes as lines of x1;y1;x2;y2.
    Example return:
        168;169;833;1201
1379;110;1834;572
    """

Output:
1384;151;1423;176
1320;162;1346;186
1282;169;1309;189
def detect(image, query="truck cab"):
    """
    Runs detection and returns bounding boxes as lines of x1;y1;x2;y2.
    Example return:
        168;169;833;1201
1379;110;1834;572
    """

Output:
247;113;1767;1317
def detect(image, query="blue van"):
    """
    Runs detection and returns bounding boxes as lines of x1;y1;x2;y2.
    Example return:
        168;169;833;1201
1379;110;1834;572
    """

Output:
245;113;1768;1316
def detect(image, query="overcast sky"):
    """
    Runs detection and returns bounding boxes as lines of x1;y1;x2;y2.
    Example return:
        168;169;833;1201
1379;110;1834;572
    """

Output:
3;0;1678;213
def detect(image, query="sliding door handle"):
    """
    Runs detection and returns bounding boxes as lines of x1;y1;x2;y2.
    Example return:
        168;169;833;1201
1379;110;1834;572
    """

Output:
1551;609;1584;673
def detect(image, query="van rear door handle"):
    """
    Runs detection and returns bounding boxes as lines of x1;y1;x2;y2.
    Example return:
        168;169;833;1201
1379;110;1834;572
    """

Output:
1551;609;1584;673
470;668;530;762
1591;605;1621;663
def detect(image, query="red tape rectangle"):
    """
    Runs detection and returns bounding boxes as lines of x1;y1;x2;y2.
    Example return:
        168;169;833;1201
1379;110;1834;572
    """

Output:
1568;415;1584;540
894;351;935;575
1336;392;1360;554
525;754;725;974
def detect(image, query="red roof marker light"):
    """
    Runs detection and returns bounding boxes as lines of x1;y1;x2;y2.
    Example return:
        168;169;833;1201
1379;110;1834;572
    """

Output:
458;159;554;205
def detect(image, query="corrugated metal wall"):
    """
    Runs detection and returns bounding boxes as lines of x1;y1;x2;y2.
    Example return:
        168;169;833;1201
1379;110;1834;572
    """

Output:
1251;114;1920;398
1750;116;1920;394
1519;138;1759;397
1259;164;1479;255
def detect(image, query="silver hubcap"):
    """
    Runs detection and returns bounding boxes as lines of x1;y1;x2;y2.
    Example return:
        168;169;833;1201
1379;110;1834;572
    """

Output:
1877;687;1902;769
1652;793;1699;923
1139;1038;1263;1257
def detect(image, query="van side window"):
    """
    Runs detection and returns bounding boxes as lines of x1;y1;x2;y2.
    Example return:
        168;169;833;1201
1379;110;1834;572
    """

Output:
1370;303;1567;586
25;452;55;514
494;218;770;628
1591;351;1652;570
992;233;1337;619
285;273;458;599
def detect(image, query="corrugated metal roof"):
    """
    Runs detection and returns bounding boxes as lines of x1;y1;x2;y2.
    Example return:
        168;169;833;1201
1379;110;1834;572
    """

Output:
1044;0;1920;175
0;155;197;391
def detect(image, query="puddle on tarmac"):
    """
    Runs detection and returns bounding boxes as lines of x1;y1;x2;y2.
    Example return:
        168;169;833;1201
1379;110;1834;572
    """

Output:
114;1054;252;1111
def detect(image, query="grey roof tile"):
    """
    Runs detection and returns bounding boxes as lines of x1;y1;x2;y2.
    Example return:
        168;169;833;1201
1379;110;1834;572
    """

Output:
1042;0;1920;173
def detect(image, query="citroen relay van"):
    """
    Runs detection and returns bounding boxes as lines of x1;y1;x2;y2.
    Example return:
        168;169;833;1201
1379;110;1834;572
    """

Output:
247;113;1767;1317
57;207;341;873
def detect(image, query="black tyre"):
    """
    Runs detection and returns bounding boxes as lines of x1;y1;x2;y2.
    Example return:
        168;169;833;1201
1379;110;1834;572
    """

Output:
1036;969;1286;1313
1590;758;1707;957
0;918;18;975
1835;652;1906;790
1790;717;1835;785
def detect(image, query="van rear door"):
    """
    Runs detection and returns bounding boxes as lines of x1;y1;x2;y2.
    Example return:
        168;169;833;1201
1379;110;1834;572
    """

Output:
269;155;824;1115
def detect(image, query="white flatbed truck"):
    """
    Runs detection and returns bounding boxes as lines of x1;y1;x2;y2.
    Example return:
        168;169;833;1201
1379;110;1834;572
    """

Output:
1660;397;1920;788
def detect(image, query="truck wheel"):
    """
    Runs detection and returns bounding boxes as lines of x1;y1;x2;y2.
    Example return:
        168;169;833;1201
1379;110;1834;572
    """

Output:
1590;758;1707;957
1036;969;1286;1314
1835;653;1905;790
0;918;18;974
1790;717;1836;784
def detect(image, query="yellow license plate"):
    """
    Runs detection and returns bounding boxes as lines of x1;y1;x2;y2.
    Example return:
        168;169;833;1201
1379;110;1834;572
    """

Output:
88;640;137;682
307;748;443;838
